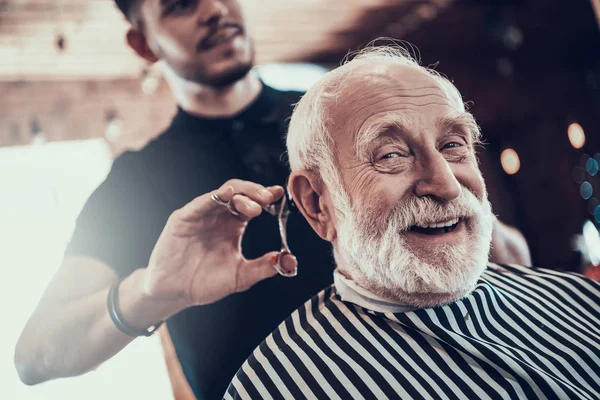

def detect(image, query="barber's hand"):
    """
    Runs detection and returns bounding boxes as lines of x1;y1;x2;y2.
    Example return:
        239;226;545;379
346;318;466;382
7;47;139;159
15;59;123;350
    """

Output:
144;179;297;309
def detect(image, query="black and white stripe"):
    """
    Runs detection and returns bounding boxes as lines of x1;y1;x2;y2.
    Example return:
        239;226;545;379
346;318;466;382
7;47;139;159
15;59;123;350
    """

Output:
227;263;600;399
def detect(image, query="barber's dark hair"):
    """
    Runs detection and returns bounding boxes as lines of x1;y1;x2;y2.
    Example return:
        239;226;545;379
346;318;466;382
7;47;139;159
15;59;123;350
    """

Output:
114;0;137;21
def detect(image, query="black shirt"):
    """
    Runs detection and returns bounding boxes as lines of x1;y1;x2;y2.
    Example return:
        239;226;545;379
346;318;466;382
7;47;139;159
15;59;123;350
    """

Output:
65;84;334;400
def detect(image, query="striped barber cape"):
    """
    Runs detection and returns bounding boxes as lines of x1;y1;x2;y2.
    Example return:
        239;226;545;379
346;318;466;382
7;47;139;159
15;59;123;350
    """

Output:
226;263;600;399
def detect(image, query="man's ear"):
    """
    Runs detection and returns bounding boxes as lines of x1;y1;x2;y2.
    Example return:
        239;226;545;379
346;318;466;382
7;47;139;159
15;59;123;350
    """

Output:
288;171;336;242
126;28;159;63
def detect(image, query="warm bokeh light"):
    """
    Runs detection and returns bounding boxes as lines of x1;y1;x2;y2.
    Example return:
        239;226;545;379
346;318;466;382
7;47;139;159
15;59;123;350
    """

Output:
568;122;586;149
501;148;521;175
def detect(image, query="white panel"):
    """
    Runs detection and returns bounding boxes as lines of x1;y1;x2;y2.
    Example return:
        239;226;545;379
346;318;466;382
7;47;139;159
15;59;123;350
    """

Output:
0;140;174;400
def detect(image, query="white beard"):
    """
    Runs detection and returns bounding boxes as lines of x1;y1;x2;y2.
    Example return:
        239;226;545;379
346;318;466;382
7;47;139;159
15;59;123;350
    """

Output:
333;189;495;307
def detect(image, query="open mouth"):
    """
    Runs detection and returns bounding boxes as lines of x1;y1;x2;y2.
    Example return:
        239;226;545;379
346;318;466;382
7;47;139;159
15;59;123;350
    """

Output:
409;218;460;235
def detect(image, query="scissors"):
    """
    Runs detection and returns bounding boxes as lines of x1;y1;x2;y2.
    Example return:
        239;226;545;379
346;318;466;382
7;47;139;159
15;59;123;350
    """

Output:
262;190;296;277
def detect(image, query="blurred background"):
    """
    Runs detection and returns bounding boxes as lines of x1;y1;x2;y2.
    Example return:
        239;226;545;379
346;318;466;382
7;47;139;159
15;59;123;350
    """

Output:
1;0;599;398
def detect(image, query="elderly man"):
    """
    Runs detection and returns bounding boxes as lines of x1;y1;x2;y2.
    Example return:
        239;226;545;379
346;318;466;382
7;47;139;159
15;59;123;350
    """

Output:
226;47;600;399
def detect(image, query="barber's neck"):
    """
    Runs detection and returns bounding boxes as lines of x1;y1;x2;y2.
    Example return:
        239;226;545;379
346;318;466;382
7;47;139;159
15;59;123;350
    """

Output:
164;65;263;118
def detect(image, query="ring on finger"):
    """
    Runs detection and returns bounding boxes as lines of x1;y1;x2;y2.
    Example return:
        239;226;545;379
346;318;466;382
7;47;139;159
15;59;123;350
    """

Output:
210;192;241;216
210;193;228;206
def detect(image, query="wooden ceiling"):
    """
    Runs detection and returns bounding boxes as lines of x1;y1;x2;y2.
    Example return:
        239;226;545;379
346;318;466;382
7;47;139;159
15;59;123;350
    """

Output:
1;0;596;85
1;0;597;147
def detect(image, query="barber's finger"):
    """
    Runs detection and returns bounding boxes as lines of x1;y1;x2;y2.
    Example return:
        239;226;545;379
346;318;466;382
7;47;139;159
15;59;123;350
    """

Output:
236;251;280;292
265;186;285;202
175;182;284;221
229;193;263;220
212;184;236;204
176;185;235;219
224;179;284;207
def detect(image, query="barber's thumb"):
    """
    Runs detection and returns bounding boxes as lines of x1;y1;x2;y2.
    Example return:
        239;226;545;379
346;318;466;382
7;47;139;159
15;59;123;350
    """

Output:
238;252;284;291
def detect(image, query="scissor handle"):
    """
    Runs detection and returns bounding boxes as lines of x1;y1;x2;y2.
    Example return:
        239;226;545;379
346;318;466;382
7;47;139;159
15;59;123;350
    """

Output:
262;195;296;277
271;250;297;278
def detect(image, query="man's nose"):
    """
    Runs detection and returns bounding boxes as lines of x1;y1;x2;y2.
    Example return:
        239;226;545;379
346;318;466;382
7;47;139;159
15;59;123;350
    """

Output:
413;152;461;202
200;0;230;25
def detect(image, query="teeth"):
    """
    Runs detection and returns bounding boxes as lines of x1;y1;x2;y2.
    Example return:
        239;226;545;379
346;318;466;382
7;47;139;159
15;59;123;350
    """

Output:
416;218;459;229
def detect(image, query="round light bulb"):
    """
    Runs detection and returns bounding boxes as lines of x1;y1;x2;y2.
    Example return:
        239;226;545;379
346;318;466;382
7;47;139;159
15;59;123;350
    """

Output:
568;122;585;149
501;148;521;175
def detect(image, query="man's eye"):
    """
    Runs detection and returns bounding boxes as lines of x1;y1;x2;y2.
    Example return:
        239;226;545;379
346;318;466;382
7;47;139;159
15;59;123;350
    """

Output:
167;0;194;14
381;152;400;160
443;142;462;149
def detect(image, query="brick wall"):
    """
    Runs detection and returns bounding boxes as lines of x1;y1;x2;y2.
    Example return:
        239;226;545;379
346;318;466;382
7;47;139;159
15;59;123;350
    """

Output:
0;78;176;156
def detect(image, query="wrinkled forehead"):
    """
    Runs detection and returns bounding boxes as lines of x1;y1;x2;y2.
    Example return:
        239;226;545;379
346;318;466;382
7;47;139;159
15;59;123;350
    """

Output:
326;64;464;140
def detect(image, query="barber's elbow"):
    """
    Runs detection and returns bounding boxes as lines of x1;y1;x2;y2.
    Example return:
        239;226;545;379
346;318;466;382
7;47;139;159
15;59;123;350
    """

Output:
14;332;59;386
14;349;47;386
506;234;531;266
490;220;532;266
16;367;45;386
15;335;95;386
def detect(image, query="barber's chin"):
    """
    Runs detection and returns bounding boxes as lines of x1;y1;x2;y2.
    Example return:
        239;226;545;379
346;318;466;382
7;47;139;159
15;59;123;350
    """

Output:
204;63;253;88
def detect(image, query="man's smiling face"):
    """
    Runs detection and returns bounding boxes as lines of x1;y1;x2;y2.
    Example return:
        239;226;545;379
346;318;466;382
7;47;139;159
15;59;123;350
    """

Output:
321;63;495;306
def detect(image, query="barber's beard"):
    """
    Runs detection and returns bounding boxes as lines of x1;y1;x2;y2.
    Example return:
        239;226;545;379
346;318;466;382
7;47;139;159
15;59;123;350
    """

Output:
161;43;255;88
333;189;495;308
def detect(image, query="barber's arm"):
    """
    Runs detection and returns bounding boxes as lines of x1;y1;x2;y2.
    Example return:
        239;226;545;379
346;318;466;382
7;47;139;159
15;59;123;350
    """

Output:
489;219;532;266
14;180;291;385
